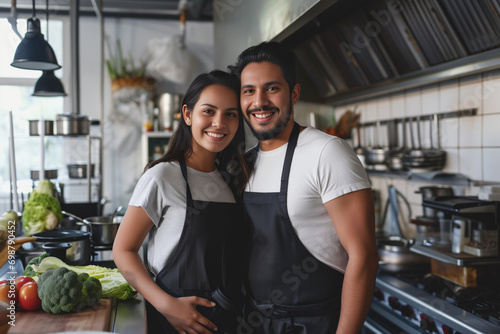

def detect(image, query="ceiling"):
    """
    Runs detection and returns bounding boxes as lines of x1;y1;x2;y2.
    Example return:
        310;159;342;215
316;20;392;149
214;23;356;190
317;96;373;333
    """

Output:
0;0;213;20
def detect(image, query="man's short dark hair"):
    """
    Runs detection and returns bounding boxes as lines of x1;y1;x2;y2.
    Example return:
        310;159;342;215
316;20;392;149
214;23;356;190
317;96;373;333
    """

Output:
229;41;297;92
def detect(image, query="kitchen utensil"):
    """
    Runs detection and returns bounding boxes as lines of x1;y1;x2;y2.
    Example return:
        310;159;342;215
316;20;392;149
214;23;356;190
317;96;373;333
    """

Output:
416;186;454;217
30;169;58;180
83;215;122;246
55;113;89;135
377;236;430;272
157;93;182;131
380;185;412;237
0;236;37;267
41;242;72;262
67;162;95;178
28;119;54;136
364;121;389;168
386;119;408;171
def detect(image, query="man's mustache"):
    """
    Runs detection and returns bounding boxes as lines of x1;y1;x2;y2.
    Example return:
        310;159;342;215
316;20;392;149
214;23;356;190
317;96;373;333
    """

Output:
247;106;279;114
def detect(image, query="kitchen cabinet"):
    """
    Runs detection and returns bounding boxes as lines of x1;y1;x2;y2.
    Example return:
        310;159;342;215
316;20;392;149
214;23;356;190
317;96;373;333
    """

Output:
141;131;173;167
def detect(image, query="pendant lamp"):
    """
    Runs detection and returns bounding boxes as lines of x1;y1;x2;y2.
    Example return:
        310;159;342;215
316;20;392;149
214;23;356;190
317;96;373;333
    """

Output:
10;0;61;71
32;70;67;96
32;0;66;97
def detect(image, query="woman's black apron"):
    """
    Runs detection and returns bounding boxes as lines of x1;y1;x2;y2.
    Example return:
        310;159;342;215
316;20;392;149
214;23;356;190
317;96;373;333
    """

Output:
243;123;345;334
146;158;244;334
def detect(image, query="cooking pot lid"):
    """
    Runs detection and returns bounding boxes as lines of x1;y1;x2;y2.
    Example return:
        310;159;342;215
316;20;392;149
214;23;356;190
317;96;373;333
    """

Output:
34;230;90;242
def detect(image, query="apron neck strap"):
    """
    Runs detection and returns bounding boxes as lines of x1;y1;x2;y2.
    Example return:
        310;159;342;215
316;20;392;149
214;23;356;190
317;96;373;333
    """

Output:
179;156;193;203
280;122;300;194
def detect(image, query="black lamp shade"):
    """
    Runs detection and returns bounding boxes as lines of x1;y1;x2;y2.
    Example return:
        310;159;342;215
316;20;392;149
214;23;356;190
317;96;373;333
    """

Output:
32;70;67;96
11;18;61;71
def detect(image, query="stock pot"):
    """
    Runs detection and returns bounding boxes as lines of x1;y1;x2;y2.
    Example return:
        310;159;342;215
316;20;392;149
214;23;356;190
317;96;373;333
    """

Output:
377;236;429;272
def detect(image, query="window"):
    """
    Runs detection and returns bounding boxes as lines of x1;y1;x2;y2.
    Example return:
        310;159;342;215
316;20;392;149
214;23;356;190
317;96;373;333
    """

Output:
0;17;65;213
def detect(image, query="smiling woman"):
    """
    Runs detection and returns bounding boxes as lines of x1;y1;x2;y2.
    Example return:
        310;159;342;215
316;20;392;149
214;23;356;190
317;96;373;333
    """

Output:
0;17;66;213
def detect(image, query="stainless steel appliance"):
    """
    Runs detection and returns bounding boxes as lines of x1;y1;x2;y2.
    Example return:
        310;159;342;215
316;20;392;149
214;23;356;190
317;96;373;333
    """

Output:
364;196;500;334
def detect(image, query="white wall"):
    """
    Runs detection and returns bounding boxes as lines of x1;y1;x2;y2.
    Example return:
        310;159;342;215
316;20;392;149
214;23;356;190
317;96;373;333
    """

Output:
334;70;500;237
77;16;214;213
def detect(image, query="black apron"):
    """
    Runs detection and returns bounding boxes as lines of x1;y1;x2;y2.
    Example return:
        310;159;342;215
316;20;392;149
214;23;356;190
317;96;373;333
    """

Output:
242;123;345;334
147;158;244;334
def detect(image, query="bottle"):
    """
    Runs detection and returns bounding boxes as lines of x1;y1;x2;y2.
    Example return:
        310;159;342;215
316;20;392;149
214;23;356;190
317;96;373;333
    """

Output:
152;145;163;161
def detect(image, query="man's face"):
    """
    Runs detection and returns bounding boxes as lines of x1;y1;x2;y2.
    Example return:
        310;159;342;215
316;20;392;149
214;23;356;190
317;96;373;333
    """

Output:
240;61;299;141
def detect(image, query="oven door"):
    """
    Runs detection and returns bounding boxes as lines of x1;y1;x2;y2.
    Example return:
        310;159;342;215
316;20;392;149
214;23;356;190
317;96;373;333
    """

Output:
362;302;422;334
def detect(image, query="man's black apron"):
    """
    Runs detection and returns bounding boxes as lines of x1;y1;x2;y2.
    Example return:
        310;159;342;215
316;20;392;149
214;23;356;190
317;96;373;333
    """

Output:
243;123;345;334
147;158;244;334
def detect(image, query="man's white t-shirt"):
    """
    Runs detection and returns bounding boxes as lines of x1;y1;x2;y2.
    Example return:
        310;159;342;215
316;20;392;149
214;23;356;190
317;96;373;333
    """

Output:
129;161;236;276
245;127;371;272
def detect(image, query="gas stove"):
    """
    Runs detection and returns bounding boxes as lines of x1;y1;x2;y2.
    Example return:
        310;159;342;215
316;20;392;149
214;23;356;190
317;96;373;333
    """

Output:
364;271;500;334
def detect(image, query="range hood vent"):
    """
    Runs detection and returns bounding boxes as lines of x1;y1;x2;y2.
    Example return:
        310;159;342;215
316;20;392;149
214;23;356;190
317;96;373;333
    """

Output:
288;0;500;105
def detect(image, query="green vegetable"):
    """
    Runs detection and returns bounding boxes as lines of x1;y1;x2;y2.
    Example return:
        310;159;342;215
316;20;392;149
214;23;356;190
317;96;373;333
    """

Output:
22;253;50;277
22;180;62;236
2;210;19;222
38;267;102;314
24;255;136;300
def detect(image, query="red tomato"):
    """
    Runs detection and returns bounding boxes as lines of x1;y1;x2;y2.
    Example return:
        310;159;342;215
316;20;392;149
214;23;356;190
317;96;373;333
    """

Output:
19;282;41;311
15;276;35;291
0;283;18;305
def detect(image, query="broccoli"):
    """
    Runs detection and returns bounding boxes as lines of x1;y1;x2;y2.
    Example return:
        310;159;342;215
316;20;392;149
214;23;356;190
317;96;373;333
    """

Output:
38;267;102;314
22;253;50;277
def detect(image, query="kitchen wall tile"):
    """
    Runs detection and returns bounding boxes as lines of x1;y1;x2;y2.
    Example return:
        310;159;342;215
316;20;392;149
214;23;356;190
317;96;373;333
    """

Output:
405;88;421;117
418;116;432;149
391;92;406;117
482;114;500;147
442;148;459;173
421;83;439;115
364;100;378;122
483;148;500;182
378;98;391;120
482;70;500;115
459;148;482;181
459;78;483;114
438;118;458;148
459;116;482;148
439;79;459;112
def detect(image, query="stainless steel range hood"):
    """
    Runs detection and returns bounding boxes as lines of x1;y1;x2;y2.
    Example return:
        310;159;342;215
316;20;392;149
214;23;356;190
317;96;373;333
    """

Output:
274;0;500;106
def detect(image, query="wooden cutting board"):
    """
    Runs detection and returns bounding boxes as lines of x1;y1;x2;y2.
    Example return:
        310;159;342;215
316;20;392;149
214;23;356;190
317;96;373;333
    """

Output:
9;298;113;333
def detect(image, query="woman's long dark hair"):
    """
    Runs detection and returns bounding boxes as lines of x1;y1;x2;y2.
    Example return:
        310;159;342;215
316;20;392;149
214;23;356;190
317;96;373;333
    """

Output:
145;70;250;196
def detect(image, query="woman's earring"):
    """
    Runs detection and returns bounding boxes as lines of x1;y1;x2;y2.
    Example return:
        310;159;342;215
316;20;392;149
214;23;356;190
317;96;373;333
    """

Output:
186;119;191;125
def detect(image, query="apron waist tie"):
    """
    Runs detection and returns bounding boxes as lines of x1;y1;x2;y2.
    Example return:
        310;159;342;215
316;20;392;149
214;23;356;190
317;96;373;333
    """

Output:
248;296;340;319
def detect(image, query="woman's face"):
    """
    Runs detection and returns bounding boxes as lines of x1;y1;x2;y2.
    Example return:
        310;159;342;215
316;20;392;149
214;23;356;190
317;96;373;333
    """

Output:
183;84;240;156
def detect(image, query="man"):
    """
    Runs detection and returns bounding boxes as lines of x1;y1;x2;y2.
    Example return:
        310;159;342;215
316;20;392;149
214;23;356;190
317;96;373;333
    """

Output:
229;41;378;333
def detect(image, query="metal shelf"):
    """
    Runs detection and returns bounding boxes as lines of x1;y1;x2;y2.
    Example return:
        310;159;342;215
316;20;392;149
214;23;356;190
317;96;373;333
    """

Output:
410;242;500;266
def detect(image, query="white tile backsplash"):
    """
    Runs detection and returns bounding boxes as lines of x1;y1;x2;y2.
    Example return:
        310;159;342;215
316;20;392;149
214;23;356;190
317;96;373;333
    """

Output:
439;118;458;148
482;70;500;114
483;148;500;182
459;79;483;114
422;84;439;115
483;114;500;147
405;89;421;116
459;116;482;147
337;70;500;188
439;79;459;112
459;148;483;181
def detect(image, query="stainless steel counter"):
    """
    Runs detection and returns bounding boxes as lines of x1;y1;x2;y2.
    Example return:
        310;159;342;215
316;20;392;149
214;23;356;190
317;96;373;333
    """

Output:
110;293;147;334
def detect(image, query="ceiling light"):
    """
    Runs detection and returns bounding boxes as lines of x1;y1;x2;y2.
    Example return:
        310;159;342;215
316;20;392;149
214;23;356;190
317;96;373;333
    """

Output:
32;70;67;97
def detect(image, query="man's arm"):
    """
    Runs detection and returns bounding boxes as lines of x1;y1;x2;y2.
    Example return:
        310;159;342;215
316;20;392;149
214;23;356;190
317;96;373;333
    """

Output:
324;188;378;334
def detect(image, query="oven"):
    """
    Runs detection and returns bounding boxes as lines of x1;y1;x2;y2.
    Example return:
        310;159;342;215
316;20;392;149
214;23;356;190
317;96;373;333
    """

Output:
363;196;500;334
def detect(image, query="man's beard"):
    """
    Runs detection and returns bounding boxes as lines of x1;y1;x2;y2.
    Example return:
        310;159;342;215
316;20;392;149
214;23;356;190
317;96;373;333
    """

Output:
246;105;292;141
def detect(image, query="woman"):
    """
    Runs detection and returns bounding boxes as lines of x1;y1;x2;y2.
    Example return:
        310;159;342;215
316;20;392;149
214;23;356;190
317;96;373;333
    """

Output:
113;70;251;334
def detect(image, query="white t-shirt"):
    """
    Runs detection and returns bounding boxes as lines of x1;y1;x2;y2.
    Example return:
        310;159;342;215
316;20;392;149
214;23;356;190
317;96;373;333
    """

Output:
129;161;236;276
245;127;371;272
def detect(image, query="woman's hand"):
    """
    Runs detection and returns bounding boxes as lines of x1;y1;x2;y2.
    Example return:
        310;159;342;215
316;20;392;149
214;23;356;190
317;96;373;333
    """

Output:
162;296;218;333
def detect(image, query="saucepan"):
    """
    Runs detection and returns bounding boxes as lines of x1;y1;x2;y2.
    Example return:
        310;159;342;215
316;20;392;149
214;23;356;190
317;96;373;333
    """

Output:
377;236;429;272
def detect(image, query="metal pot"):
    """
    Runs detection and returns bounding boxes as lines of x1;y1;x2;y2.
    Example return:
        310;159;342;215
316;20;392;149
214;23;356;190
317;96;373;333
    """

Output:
83;215;122;246
67;162;95;178
55;113;89;135
417;186;454;217
377;236;429;272
29;120;54;136
157;93;182;131
33;230;92;266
